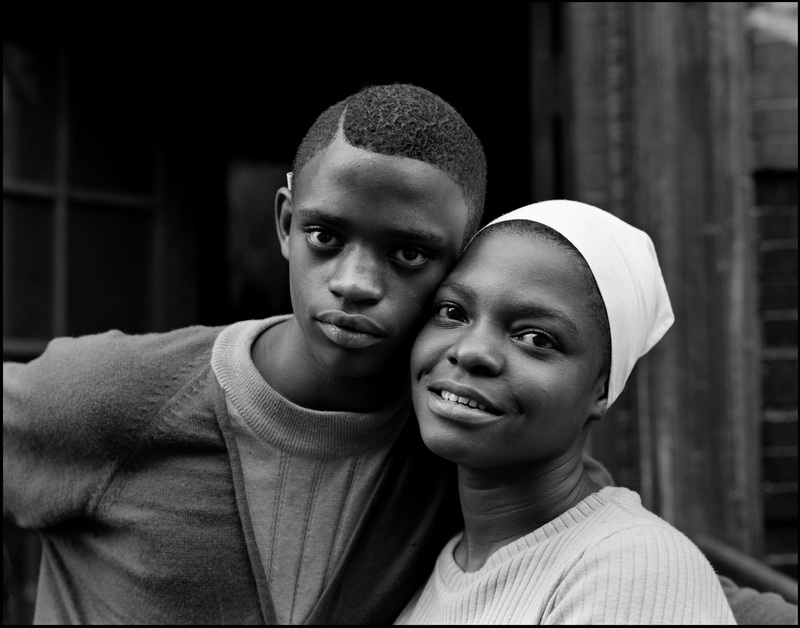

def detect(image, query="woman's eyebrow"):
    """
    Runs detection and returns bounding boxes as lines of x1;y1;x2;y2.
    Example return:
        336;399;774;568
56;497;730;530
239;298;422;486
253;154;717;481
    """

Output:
438;279;476;302
441;279;580;335
512;303;580;336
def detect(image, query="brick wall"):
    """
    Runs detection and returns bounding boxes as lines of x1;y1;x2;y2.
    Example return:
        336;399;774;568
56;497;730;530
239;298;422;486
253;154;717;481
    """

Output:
755;171;798;579
749;3;798;578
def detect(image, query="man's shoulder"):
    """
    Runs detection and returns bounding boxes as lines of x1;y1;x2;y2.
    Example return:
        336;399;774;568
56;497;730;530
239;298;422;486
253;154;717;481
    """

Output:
56;323;224;361
4;324;228;436
720;576;798;625
24;324;223;379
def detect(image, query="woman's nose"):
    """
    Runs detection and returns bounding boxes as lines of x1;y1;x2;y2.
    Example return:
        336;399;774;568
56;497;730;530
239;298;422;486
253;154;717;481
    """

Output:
446;326;504;376
328;246;384;304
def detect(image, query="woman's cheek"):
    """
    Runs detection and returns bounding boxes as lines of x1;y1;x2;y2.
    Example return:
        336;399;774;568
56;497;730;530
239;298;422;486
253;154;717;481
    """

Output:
411;323;447;373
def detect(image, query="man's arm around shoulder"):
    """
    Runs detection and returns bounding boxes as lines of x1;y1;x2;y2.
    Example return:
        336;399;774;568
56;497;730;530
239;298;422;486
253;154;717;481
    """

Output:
3;326;218;529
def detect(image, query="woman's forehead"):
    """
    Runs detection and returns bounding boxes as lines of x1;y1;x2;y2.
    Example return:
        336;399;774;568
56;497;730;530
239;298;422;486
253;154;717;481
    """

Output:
451;231;589;298
462;228;576;270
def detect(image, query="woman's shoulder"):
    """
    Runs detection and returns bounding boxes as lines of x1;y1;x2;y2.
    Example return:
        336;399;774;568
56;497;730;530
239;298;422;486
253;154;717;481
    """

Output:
548;487;736;624
572;486;728;601
550;486;725;583
587;486;673;525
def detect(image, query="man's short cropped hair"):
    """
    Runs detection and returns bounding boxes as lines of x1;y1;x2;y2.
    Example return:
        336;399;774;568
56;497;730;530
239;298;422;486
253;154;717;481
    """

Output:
292;83;487;241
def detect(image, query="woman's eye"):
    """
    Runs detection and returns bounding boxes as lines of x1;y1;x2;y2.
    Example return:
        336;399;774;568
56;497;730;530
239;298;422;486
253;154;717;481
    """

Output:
435;303;467;322
307;229;342;248
389;247;428;267
515;330;558;350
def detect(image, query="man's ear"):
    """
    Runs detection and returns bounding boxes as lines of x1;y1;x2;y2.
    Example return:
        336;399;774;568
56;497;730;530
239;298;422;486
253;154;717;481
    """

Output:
587;375;609;423
275;186;293;261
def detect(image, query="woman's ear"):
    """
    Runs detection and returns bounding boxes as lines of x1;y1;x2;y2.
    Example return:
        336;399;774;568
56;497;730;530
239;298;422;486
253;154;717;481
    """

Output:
588;375;609;423
275;186;293;261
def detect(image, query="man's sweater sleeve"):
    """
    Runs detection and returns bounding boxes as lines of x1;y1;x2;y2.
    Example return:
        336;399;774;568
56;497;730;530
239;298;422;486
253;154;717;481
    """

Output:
3;327;215;529
719;575;798;625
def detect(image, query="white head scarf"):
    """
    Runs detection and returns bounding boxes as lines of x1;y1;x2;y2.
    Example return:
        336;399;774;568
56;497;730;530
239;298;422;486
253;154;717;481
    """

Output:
481;200;674;407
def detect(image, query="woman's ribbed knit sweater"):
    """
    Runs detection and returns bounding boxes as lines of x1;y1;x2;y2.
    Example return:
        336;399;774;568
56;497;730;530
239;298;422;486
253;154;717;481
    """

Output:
396;486;736;625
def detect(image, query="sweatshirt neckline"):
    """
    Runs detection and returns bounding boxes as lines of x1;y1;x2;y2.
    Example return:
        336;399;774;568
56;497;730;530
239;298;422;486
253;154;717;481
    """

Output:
211;316;410;459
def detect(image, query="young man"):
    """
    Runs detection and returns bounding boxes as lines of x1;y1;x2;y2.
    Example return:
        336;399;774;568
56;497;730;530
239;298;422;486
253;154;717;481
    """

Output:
3;83;483;625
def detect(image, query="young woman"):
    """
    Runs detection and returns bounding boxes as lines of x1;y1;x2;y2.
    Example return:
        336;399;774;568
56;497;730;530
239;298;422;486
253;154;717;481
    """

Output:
397;200;735;625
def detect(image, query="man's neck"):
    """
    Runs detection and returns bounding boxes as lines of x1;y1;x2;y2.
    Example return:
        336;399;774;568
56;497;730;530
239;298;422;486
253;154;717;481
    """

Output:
251;317;406;413
454;450;599;572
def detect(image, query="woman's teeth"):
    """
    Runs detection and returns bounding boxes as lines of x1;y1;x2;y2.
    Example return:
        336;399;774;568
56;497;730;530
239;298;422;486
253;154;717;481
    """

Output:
439;390;488;412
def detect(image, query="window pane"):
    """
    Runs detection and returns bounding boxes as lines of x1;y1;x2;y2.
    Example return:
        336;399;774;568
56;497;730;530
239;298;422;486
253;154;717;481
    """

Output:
2;43;57;184
67;205;152;336
68;46;156;195
3;198;54;338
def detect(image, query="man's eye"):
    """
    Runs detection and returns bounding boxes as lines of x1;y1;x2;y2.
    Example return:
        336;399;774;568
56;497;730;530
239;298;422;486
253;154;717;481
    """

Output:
515;330;558;350
307;229;342;248
434;303;467;322
389;247;428;267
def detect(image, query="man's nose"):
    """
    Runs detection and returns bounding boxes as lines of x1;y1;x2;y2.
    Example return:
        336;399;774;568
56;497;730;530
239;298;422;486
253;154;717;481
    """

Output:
328;246;384;304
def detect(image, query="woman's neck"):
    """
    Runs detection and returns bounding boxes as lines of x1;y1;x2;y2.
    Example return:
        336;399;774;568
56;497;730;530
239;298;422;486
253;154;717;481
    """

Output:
454;448;599;572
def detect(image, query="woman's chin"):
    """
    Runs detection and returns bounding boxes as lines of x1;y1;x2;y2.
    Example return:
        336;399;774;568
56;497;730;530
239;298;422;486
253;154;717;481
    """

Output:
418;420;474;465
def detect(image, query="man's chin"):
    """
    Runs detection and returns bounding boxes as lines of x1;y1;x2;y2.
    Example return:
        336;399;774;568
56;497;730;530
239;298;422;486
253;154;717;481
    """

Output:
317;346;405;381
317;349;381;376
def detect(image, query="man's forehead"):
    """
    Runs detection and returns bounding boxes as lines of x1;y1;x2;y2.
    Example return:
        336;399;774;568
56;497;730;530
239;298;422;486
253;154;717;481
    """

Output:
299;135;462;201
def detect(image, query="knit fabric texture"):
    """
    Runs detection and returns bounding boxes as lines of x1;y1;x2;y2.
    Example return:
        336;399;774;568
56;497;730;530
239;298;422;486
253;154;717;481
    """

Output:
4;321;792;624
396;486;736;625
3;319;461;624
212;318;410;623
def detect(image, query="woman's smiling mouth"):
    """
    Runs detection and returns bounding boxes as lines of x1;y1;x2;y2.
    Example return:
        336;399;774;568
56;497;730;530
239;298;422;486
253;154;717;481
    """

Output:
428;380;501;414
438;389;490;412
425;382;503;424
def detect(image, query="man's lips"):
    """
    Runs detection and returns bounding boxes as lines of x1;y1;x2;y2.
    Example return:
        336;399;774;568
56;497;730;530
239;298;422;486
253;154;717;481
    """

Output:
316;310;388;337
315;310;389;349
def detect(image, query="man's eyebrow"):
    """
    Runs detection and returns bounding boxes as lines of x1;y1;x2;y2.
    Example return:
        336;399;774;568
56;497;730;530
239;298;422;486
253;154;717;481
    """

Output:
296;207;446;247
439;279;581;336
294;208;347;228
384;226;446;247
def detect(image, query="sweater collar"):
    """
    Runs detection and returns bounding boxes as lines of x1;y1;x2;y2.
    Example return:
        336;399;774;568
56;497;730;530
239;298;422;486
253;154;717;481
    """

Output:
211;316;411;458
